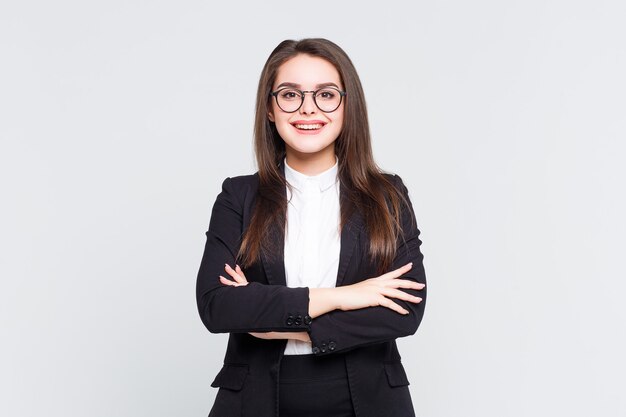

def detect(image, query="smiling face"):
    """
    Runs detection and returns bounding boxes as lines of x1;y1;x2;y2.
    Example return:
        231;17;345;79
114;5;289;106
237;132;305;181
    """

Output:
268;54;344;174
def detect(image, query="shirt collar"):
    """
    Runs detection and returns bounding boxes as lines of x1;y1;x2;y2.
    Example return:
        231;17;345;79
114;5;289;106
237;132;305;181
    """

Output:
284;156;339;192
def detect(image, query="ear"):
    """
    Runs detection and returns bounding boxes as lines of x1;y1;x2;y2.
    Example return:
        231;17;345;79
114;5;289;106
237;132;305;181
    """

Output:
267;110;275;122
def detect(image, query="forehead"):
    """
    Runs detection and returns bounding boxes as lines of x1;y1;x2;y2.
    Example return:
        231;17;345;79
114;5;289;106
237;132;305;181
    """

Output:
274;54;342;89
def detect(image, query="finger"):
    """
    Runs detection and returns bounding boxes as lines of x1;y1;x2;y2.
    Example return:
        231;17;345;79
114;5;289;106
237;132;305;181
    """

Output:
379;262;413;280
379;297;410;315
220;275;246;287
235;264;248;282
249;332;271;339
219;275;235;286
389;278;425;290
224;263;247;285
381;288;423;304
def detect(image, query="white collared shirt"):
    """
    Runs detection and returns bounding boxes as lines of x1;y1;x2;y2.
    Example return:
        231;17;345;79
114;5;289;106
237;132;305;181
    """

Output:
283;156;341;355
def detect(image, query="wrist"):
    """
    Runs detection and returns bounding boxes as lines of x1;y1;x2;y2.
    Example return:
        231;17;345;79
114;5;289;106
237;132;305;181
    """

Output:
308;287;342;318
330;286;345;311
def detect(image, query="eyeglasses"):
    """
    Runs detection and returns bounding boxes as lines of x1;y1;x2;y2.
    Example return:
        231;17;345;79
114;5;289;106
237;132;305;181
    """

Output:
269;86;347;113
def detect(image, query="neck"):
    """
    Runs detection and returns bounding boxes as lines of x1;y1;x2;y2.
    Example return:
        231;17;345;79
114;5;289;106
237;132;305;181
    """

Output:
285;148;337;176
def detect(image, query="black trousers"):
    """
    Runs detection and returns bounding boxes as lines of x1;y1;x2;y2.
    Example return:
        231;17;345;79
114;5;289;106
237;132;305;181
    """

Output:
279;353;356;417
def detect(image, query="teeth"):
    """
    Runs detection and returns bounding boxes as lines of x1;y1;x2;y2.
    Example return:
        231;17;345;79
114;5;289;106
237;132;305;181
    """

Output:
294;124;323;130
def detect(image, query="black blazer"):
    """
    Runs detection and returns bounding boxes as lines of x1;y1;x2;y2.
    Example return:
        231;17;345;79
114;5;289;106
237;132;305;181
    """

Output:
196;159;427;417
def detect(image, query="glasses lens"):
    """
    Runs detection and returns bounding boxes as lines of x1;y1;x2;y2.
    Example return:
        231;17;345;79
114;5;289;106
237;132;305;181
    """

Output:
276;89;303;112
315;88;342;112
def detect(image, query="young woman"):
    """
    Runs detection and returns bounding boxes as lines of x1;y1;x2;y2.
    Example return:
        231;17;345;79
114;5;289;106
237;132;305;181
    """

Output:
196;38;427;417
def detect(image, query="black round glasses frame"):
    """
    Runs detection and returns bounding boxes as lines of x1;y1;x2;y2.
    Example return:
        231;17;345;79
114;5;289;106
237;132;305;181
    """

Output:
269;86;347;113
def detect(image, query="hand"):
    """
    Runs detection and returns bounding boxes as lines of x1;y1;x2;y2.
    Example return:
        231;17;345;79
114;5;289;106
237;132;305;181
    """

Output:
336;262;425;315
219;263;249;287
248;331;311;342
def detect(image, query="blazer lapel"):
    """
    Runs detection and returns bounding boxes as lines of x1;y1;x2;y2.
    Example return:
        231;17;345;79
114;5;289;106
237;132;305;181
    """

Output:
260;159;363;288
335;180;363;287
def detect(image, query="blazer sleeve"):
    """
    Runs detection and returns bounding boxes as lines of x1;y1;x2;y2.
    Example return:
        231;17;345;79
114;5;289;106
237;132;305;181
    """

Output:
195;176;312;334
306;174;427;356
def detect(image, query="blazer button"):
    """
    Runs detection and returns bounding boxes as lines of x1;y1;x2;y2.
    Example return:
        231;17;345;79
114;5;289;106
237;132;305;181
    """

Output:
294;315;302;325
312;346;320;354
304;315;312;325
328;341;336;351
321;343;327;353
286;315;294;325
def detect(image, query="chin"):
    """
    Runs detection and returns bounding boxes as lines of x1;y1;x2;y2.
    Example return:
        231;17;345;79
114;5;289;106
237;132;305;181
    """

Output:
281;136;339;153
284;137;334;151
287;145;331;156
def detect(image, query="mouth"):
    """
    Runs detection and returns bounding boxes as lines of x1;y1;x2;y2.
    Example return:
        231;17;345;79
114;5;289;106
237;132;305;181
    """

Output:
291;121;327;132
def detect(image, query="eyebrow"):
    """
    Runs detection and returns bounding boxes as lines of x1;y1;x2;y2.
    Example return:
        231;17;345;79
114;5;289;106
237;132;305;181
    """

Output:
275;82;341;89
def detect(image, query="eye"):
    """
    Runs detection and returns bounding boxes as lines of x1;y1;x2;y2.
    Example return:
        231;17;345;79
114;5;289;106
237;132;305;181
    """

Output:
279;89;302;100
317;89;337;100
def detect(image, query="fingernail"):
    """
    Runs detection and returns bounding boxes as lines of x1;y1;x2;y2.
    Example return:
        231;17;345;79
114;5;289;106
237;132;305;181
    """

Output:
225;263;230;269
236;264;240;269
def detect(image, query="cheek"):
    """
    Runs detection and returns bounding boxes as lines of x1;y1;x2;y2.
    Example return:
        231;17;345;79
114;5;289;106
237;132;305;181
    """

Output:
331;111;344;132
274;118;293;139
273;108;291;124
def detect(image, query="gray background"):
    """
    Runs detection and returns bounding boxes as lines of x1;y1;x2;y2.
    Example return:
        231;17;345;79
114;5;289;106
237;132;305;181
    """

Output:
1;1;625;416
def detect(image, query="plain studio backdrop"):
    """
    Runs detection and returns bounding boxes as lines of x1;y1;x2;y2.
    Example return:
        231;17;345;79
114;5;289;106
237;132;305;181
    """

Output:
1;1;624;416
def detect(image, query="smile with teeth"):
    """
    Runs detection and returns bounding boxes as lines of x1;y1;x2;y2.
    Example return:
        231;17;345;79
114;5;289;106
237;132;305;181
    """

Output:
293;123;324;130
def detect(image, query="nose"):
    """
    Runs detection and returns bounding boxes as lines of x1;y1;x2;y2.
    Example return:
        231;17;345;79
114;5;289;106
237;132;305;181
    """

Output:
299;91;317;115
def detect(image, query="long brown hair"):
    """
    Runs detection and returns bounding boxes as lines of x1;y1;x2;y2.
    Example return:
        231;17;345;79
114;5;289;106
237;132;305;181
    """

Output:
237;38;412;275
